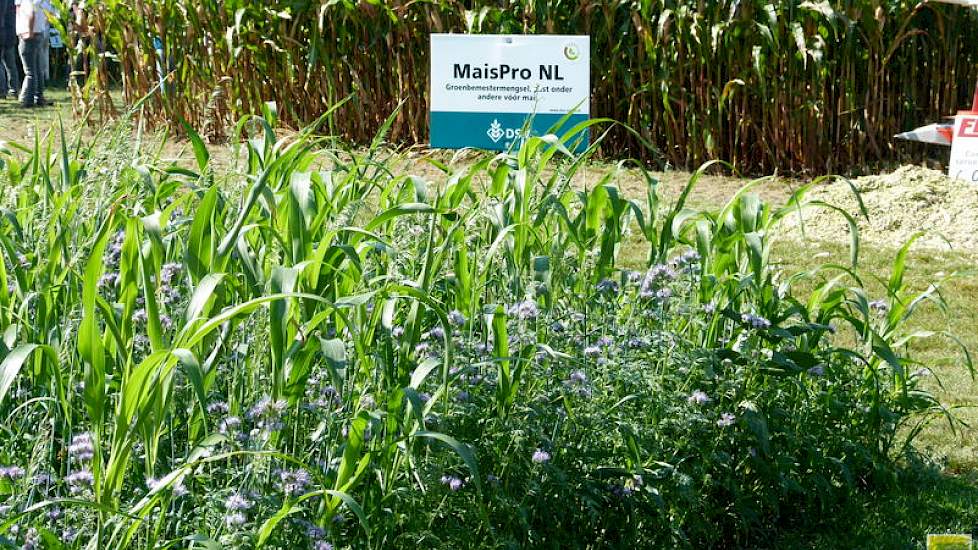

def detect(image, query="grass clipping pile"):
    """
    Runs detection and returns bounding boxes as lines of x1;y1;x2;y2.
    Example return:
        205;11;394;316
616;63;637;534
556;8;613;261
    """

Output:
782;165;978;252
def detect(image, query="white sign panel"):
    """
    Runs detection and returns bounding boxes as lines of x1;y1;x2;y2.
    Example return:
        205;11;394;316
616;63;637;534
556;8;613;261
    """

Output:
949;114;978;182
430;34;590;150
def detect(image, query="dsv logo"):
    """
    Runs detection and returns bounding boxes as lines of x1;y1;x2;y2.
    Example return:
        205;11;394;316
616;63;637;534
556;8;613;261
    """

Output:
486;119;527;143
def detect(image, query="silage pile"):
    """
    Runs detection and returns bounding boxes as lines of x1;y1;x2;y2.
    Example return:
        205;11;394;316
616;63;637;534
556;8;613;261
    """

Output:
781;165;978;252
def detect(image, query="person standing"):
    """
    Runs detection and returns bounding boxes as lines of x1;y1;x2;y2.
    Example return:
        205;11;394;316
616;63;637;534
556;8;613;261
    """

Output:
0;0;19;98
15;0;49;107
37;0;54;82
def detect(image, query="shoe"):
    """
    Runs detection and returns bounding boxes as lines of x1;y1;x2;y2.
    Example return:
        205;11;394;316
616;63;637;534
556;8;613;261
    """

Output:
34;98;53;107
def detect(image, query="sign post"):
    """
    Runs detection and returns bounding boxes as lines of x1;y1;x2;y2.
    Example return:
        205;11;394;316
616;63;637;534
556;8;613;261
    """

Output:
948;111;978;182
429;34;590;151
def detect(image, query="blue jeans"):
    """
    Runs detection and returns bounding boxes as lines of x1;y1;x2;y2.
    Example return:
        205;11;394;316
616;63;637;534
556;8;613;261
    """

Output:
19;34;45;106
0;45;19;95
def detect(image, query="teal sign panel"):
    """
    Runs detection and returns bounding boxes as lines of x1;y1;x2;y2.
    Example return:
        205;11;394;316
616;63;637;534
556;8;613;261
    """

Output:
430;111;589;151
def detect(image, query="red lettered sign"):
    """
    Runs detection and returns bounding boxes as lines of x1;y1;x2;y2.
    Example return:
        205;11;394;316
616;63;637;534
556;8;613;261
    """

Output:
949;115;978;182
956;117;978;138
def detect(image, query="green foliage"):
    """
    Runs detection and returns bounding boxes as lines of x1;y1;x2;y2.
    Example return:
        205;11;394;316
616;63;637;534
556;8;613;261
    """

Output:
0;113;970;548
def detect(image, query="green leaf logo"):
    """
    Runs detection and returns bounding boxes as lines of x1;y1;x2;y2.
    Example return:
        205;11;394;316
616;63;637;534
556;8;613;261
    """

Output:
563;43;580;61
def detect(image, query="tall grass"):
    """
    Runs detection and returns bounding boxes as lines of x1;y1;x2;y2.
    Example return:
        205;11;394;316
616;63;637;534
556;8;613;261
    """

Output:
0;112;971;547
70;0;978;174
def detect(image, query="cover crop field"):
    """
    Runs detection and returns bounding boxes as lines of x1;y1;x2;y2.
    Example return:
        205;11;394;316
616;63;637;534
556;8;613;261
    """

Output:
0;103;975;548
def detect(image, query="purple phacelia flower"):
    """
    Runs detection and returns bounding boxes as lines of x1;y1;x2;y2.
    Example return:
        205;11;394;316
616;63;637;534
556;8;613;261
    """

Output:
596;279;619;294
869;299;889;314
207;401;230;415
677;250;701;267
741;313;771;329
688;390;711;405
225;512;247;528
249;396;287;420
440;475;465;491
68;433;95;462
627;337;648;349
160;262;182;285
33;473;54;485
0;466;25;480
641;264;677;295
98;272;119;289
22;527;39;550
448;310;466;326
132;309;148;324
359;395;376;409
717;412;736;427
531;449;551;464
66;470;94;492
508;299;540;320
219;416;241;435
225;493;252;511
278;468;312;496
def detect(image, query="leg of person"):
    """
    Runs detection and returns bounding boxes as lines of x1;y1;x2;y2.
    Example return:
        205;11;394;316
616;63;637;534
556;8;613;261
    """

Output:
1;46;20;97
18;37;38;107
36;38;48;104
0;59;7;99
39;35;49;89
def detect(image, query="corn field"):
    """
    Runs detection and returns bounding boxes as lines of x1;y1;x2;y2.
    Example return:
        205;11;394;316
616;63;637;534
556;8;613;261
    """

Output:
73;1;978;174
